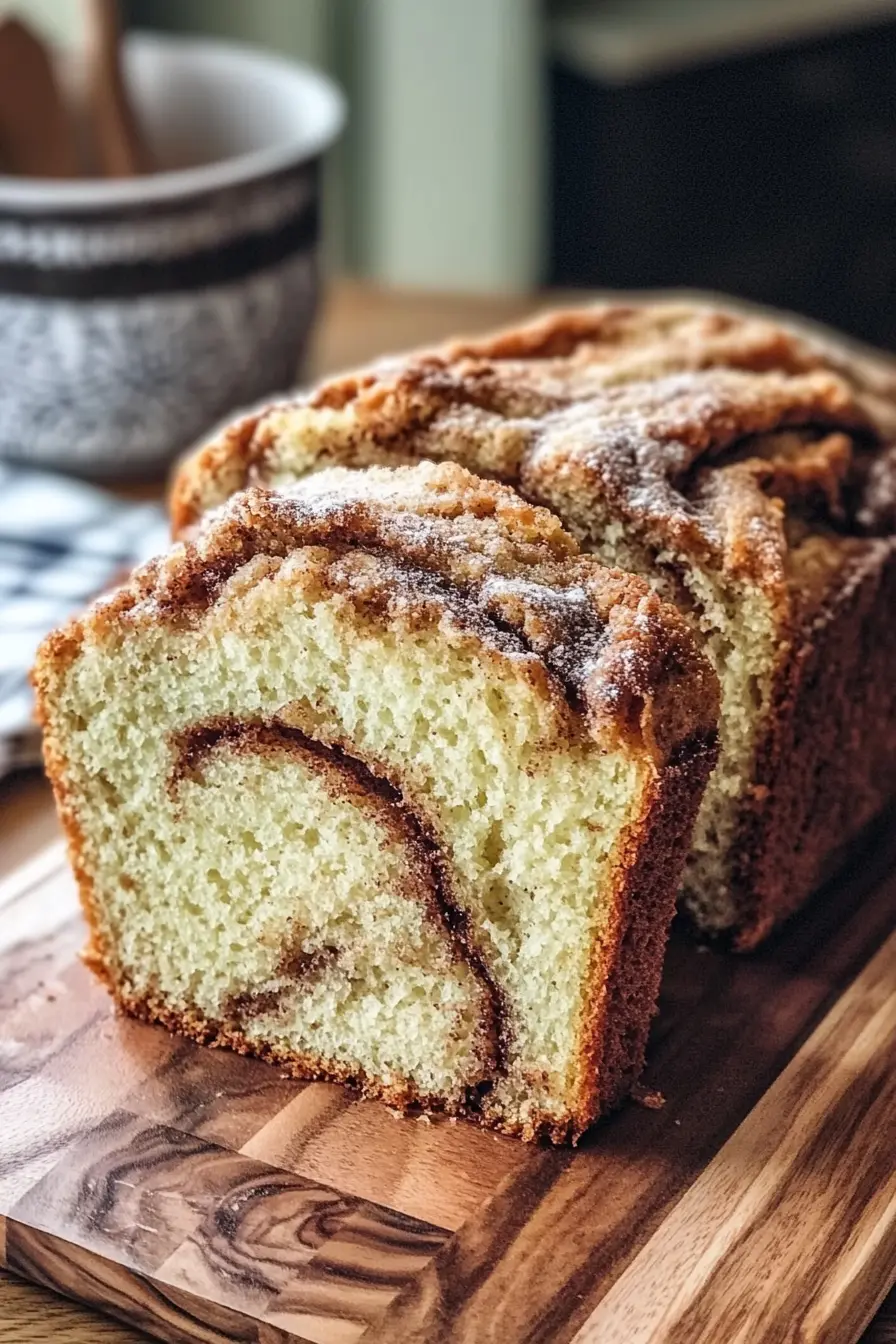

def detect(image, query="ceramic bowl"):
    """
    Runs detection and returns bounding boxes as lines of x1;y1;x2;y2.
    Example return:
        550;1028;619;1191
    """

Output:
0;32;344;476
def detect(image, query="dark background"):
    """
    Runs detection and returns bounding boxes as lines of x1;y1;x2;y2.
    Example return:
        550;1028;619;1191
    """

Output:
550;15;896;347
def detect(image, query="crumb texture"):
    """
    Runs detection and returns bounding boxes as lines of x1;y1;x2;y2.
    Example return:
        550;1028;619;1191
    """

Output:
35;462;717;1141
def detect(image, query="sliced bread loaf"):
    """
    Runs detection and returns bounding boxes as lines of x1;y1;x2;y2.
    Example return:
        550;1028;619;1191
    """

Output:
35;462;718;1140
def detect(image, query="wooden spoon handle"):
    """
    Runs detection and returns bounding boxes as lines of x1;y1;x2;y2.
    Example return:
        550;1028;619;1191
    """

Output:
81;0;152;177
0;16;80;178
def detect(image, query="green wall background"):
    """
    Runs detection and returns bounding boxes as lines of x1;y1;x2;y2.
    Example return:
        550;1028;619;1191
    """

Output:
123;0;543;291
15;0;544;291
125;0;332;68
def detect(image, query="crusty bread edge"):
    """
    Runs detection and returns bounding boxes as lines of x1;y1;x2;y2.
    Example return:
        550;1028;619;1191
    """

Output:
726;537;896;949
31;510;719;1144
582;732;719;1125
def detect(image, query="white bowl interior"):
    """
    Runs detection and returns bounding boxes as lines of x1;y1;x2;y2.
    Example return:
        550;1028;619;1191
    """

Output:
129;35;336;169
0;32;345;210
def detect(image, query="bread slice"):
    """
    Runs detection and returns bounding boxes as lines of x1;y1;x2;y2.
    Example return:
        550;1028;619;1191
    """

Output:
171;301;896;947
35;462;718;1141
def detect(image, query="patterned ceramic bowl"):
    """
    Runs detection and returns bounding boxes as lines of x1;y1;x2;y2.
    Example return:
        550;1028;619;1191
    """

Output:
0;32;344;477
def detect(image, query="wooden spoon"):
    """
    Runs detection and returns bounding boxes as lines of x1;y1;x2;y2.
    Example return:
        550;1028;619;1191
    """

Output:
81;0;152;177
0;15;80;177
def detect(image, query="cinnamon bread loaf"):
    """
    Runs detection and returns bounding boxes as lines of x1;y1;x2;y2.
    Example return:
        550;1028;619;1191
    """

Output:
34;462;718;1141
171;301;896;947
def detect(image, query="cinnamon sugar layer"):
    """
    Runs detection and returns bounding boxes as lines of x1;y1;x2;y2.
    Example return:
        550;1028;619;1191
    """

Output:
171;301;896;585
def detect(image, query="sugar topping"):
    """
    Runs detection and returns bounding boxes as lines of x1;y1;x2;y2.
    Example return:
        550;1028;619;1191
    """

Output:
173;300;896;591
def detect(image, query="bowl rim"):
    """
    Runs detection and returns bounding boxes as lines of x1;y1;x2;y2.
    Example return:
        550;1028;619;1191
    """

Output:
0;30;346;213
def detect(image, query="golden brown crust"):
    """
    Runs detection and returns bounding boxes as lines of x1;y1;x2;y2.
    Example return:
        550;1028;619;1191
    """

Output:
586;732;718;1118
726;537;896;948
169;300;896;584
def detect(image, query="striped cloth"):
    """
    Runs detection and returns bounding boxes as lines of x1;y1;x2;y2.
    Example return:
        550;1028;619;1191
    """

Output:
0;464;167;776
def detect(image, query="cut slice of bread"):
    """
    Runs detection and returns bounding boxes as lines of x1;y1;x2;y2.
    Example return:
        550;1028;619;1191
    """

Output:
170;300;896;947
35;462;718;1141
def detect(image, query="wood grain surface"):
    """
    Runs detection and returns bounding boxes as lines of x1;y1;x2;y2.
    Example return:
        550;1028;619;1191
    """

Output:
574;922;896;1344
1;816;894;1344
2;283;895;1344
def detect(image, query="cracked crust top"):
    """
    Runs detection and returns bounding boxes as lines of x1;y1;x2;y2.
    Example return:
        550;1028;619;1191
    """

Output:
170;301;896;596
45;461;719;770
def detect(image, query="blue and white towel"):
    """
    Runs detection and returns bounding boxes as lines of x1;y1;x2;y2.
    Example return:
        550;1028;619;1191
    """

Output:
0;465;168;776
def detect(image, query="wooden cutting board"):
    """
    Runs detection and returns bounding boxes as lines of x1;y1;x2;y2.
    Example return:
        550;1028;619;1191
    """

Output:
1;826;895;1344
